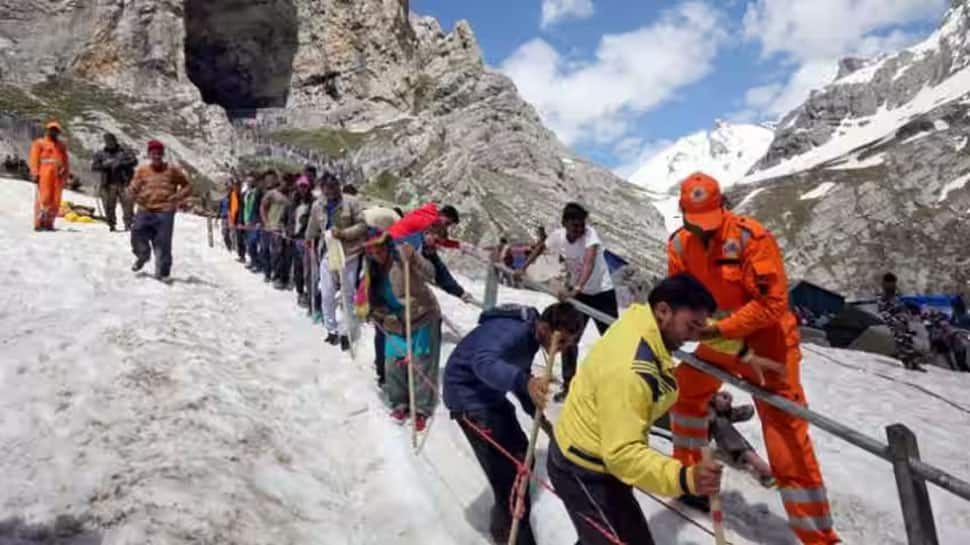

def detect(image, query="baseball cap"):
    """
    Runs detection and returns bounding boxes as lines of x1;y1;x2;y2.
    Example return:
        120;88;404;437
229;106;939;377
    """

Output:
296;175;311;188
45;121;63;132
147;139;165;153
679;172;724;231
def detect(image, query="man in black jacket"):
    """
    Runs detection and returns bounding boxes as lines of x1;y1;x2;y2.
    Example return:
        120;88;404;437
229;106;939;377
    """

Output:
91;132;138;231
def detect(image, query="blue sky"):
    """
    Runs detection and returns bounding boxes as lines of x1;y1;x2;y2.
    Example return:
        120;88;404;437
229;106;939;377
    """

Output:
411;0;947;174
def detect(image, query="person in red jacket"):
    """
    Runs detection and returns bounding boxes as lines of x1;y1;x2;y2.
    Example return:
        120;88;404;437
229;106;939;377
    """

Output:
29;121;70;231
667;173;839;545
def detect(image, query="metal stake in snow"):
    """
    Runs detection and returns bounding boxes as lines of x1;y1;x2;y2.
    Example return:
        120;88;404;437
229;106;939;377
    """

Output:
508;331;562;545
404;250;417;449
702;447;727;545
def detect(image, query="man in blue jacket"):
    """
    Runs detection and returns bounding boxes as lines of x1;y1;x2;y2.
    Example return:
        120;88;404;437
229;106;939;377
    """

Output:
444;302;585;545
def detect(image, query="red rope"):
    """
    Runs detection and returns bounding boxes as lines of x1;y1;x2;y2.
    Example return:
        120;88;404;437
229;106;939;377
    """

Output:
390;346;627;545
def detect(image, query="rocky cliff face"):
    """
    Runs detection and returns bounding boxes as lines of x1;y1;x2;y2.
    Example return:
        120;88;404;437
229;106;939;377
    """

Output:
736;0;970;296
0;0;666;272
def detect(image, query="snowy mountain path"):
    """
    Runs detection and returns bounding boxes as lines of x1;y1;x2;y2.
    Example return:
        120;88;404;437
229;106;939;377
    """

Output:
2;178;969;544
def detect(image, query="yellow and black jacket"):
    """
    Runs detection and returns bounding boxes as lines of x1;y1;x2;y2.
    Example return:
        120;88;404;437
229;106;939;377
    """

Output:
554;304;697;497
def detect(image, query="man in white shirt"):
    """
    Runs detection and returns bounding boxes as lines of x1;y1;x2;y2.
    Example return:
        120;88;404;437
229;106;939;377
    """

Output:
520;202;619;401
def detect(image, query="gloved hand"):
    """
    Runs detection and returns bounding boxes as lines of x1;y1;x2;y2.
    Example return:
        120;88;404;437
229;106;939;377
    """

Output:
460;292;478;305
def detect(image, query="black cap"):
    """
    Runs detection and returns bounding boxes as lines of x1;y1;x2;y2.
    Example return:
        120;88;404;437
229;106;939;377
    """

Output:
440;205;459;224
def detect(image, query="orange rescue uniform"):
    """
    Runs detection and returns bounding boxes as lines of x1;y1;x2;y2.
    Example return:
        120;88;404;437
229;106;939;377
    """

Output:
228;187;241;228
668;211;840;545
29;136;70;230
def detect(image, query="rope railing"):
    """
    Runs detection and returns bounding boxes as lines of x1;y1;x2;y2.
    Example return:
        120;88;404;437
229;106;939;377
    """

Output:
487;261;970;545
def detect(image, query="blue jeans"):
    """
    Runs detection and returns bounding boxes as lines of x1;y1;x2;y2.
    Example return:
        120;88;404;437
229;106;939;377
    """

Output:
261;231;274;279
247;227;263;270
131;210;176;278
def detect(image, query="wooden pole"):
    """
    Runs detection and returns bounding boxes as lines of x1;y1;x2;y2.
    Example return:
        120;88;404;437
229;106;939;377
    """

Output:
702;447;728;545
508;332;562;545
404;255;417;449
887;423;939;545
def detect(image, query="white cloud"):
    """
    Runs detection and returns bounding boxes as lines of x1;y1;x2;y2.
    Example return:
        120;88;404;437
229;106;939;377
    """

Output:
740;0;947;120
502;2;726;146
541;0;595;29
742;0;945;62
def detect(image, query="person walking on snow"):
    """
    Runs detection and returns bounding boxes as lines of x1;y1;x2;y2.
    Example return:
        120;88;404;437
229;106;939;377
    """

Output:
91;132;137;231
228;176;246;263
519;202;619;402
444;302;585;545
29;121;70;231
128;140;192;281
369;204;462;385
305;172;368;351
243;173;265;274
548;274;723;545
667;173;840;544
259;171;290;287
286;175;314;307
878;273;927;372
364;234;441;431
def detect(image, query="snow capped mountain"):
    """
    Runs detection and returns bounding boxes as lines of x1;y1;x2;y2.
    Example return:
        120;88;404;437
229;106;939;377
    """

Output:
748;0;970;181
733;0;970;294
629;121;774;196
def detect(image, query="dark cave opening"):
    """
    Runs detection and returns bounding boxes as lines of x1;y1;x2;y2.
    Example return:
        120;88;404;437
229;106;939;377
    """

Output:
184;0;299;116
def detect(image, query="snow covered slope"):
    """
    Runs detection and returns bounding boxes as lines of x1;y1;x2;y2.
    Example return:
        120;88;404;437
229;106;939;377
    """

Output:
1;177;969;543
630;121;774;196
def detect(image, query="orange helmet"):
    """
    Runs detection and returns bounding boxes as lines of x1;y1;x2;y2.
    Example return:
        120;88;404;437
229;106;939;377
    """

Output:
679;172;724;231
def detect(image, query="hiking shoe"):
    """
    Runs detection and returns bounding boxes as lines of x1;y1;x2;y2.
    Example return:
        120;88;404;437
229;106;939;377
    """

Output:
264;275;272;283
325;333;339;345
273;280;287;290
108;225;116;232
297;293;309;308
414;414;428;432
678;493;711;513
312;312;323;324
390;408;408;424
131;258;148;272
340;335;351;352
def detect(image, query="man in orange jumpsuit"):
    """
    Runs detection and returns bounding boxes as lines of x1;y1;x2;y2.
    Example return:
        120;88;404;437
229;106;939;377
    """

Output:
29;121;70;231
668;173;840;545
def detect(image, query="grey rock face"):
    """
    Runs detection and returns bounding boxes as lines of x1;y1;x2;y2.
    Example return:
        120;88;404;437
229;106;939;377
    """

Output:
0;0;666;272
735;99;970;295
735;0;970;296
755;1;970;171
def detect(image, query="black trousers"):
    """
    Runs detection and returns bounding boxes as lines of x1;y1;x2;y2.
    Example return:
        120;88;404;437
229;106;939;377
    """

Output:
293;242;306;295
547;437;655;545
456;402;536;545
131;210;175;278
235;228;247;260
562;289;618;390
374;328;386;384
274;236;292;284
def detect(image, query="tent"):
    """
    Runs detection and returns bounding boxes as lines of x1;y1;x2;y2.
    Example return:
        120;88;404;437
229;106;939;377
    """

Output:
603;249;629;274
789;280;845;318
824;303;884;348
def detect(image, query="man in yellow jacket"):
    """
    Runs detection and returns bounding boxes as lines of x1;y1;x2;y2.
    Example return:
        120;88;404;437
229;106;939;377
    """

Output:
548;273;723;545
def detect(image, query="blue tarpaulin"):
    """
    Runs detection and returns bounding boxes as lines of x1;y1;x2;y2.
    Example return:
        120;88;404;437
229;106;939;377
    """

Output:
603;250;629;274
899;295;961;317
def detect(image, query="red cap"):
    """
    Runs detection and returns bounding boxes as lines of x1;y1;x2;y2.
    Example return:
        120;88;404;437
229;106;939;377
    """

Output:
679;172;724;231
147;139;165;153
